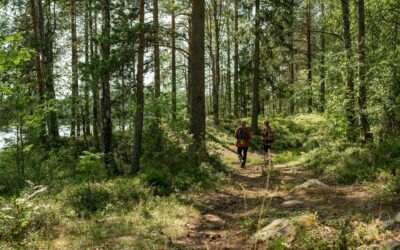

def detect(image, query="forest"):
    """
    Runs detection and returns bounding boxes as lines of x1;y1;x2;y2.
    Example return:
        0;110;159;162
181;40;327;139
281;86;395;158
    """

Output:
1;0;400;249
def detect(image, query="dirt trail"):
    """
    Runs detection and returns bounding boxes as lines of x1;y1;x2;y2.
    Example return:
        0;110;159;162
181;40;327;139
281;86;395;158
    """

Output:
172;148;398;250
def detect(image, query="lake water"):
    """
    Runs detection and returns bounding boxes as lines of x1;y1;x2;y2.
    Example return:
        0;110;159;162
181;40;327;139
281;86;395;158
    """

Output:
0;126;71;150
0;130;15;150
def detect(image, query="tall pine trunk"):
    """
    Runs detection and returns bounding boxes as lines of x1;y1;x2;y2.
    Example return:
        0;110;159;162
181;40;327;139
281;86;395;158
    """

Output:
101;0;119;177
70;0;79;137
341;0;357;142
89;0;101;150
233;0;239;118
153;0;161;101
226;4;232;117
131;0;145;174
251;0;260;133
44;0;59;141
171;1;177;121
306;0;313;113
212;0;220;126
84;0;91;136
30;0;47;144
319;2;326;113
189;0;206;147
357;0;369;140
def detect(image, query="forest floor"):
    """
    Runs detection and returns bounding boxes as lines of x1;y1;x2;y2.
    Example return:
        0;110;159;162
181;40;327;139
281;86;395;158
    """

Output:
171;144;400;249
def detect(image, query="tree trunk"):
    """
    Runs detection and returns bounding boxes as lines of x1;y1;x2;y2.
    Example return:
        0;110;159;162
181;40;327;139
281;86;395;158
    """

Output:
30;0;46;144
319;1;326;113
131;0;145;174
70;0;79;137
233;0;239;118
251;0;260;133
171;0;177;121
153;0;161;101
306;0;313;113
357;0;369;141
226;3;232;117
44;0;59;141
187;16;192;116
341;0;357;142
101;0;119;177
189;0;206;147
212;0;220;126
84;0;91;136
90;0;101;150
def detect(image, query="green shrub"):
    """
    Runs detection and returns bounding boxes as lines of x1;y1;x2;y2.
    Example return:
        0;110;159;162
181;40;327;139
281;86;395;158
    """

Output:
64;183;111;217
63;178;153;217
0;184;58;242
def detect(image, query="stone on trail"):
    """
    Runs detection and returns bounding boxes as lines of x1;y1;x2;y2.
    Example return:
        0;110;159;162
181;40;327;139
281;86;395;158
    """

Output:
203;214;225;225
379;219;396;231
290;179;328;193
269;195;285;204
358;240;400;250
252;215;316;243
395;212;400;223
282;199;304;208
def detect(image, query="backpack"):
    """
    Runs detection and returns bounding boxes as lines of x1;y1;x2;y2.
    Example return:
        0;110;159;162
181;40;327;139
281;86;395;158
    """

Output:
237;127;248;147
266;127;275;142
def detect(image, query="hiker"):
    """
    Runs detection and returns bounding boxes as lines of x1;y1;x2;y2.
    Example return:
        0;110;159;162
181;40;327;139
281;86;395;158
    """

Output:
235;120;251;168
261;120;275;167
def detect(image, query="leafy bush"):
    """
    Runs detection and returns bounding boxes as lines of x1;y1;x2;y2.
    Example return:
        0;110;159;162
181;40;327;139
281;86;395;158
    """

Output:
304;139;400;187
63;178;152;217
0;183;58;242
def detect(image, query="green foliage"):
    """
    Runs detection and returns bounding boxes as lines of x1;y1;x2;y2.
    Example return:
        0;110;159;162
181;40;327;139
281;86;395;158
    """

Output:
63;178;152;218
304;139;400;187
0;183;58;243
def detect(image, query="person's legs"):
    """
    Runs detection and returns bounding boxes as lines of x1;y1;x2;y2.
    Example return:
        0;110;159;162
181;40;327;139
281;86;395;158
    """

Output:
237;147;243;162
241;147;248;167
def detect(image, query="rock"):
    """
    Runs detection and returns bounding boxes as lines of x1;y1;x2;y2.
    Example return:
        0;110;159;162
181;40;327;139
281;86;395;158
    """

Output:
356;244;381;250
252;218;296;243
357;241;400;250
252;215;316;243
395;212;400;223
269;195;285;204
361;201;375;210
282;200;304;208
203;214;225;225
379;219;395;231
290;179;327;193
384;240;400;250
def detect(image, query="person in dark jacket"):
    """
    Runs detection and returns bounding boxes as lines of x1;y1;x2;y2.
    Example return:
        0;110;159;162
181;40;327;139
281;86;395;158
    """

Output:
235;120;251;168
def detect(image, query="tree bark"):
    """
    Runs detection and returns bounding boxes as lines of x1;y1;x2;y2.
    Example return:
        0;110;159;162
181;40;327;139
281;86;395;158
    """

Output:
306;0;313;113
84;0;91;136
251;0;260;133
319;1;326;113
131;0;145;174
226;5;232;117
233;0;239;118
44;0;59;141
212;0;221;126
357;0;369;141
187;16;192;116
171;0;177;121
70;0;79;137
189;0;206;147
30;0;47;144
341;0;357;142
90;0;101;150
153;0;161;100
101;0;119;177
